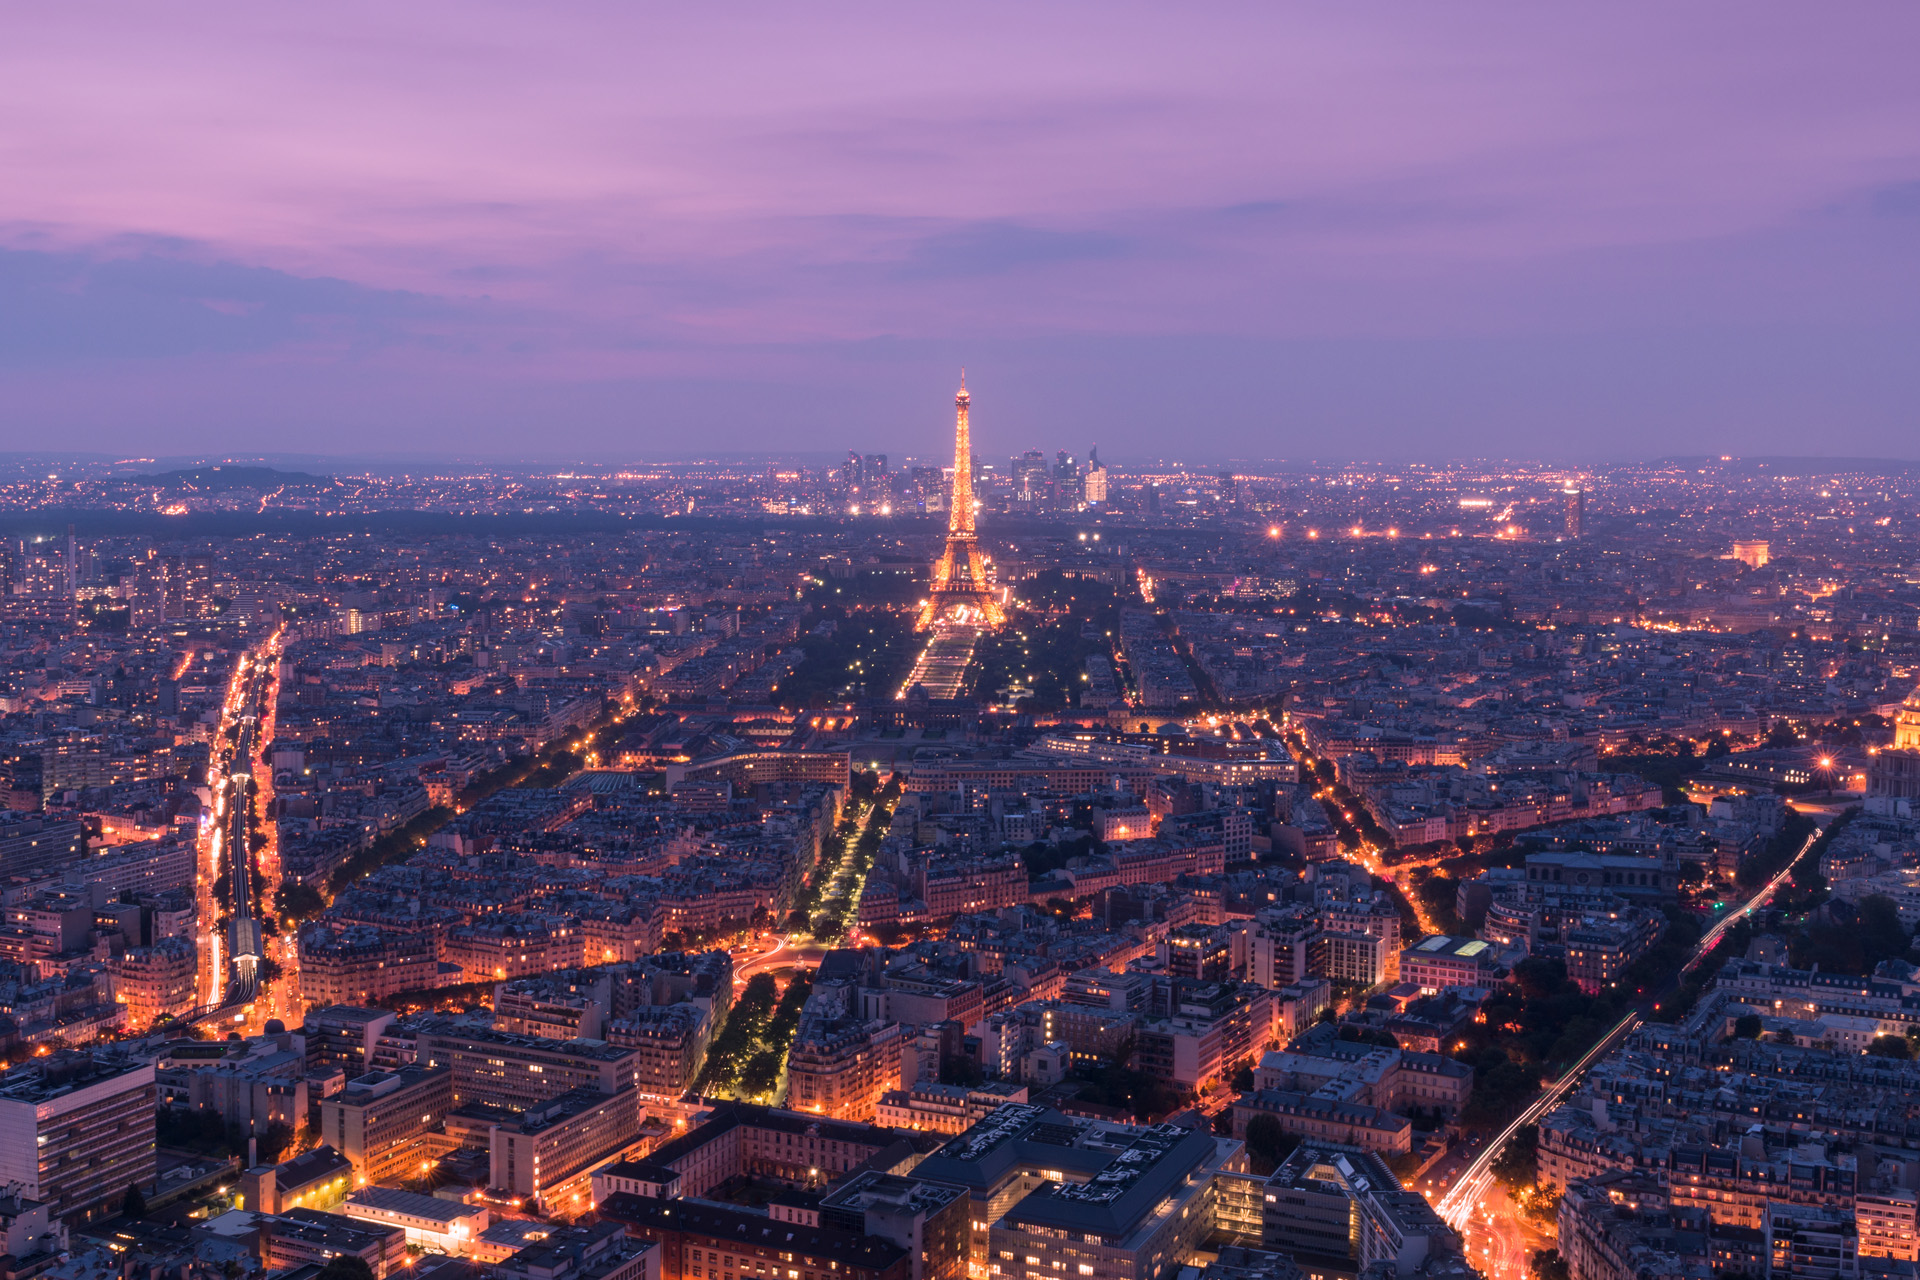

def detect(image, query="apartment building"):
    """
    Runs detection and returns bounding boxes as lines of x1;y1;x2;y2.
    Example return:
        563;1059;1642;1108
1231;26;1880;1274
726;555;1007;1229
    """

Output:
875;1082;1031;1135
785;1018;904;1122
298;925;439;1010
1564;911;1665;995
1230;1091;1413;1159
604;1004;712;1099
1248;908;1318;990
1318;903;1402;983
108;936;197;1029
1135;984;1276;1093
445;916;583;984
1856;1188;1918;1262
1252;1029;1473;1122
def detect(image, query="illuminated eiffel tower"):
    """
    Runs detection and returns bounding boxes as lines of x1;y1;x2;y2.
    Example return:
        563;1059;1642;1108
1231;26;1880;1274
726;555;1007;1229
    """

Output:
917;373;1006;630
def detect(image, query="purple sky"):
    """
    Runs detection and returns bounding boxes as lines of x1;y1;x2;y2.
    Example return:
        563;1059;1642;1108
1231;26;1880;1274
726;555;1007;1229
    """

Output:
5;4;1920;462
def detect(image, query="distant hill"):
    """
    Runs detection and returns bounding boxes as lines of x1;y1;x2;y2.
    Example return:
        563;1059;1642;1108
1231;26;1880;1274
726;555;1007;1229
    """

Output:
129;465;338;491
1650;456;1920;477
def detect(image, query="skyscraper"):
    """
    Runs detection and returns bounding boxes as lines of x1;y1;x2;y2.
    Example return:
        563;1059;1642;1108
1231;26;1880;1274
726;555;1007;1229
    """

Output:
918;375;1006;630
1085;447;1108;506
1013;451;1047;501
1563;485;1585;538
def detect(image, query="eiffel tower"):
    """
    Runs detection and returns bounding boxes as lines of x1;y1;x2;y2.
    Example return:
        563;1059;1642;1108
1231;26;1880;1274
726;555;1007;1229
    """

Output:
917;373;1006;630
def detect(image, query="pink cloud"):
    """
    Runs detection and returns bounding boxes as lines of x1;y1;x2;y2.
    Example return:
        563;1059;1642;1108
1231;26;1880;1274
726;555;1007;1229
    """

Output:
2;3;1920;455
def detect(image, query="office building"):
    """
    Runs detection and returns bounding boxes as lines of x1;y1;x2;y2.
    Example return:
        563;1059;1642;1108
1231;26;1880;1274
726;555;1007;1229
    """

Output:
238;1145;354;1215
819;1171;971;1280
909;1103;1245;1276
600;1196;909;1280
0;1052;156;1224
0;814;87;882
319;1066;455;1184
489;1087;645;1219
1398;937;1500;995
986;1122;1238;1280
342;1186;491;1256
495;1222;657;1280
417;1020;643;1112
1260;1144;1468;1279
590;1103;917;1203
200;1207;408;1279
304;1006;398;1079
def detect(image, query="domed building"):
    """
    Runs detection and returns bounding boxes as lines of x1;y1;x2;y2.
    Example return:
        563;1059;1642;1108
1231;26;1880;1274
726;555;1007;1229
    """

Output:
1867;688;1920;814
1895;688;1920;752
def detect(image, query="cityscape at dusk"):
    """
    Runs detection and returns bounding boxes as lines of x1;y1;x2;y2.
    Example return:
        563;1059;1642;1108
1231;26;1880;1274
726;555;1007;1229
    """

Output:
4;10;1920;1280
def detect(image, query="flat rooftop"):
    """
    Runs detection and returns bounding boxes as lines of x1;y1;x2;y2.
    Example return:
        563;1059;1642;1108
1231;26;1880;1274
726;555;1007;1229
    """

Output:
346;1186;487;1225
597;1194;908;1271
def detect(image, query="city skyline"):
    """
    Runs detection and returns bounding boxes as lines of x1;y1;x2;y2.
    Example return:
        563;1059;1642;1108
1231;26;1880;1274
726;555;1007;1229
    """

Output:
9;16;1920;1279
0;438;1916;1279
5;5;1920;460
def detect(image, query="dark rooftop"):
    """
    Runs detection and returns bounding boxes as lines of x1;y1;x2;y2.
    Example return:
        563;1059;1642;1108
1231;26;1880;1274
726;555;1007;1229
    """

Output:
597;1195;909;1271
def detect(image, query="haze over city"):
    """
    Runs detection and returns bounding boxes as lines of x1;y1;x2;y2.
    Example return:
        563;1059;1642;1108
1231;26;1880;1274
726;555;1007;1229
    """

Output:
6;5;1920;461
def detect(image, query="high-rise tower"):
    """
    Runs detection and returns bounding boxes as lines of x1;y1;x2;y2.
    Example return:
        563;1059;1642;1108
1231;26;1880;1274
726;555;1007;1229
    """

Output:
1563;485;1585;538
918;374;1006;630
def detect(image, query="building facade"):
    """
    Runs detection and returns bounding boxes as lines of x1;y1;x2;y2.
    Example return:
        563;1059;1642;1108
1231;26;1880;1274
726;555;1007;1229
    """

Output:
0;1053;156;1225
